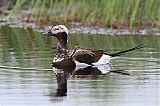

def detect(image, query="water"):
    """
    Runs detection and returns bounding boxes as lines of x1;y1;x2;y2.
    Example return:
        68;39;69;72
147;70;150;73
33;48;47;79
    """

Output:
0;26;159;106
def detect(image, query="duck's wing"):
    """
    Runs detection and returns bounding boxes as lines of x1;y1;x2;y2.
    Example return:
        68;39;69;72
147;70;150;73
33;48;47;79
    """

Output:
70;49;104;65
91;49;104;62
69;44;144;65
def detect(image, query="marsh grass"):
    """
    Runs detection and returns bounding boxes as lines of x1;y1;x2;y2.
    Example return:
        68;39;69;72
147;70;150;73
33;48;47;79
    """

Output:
5;0;160;29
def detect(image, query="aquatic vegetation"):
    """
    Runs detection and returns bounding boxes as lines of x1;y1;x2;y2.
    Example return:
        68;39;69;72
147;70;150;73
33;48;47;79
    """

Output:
3;0;160;29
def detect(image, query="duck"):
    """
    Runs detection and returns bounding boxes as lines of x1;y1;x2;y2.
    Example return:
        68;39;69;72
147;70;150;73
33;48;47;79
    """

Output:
43;25;144;68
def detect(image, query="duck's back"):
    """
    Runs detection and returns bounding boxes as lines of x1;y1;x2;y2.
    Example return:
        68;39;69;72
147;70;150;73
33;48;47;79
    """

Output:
71;49;104;65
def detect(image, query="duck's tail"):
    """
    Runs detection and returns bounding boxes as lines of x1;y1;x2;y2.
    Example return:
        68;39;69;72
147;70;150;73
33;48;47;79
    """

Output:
104;44;144;57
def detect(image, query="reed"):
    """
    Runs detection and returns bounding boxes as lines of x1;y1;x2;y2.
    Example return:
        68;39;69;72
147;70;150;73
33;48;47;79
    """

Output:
5;0;160;28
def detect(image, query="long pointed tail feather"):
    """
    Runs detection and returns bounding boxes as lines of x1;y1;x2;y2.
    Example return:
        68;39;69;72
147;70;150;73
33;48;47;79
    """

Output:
105;44;144;57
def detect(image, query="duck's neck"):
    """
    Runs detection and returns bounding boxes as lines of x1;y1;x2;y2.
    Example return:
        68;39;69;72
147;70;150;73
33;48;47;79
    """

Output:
57;41;67;53
55;32;68;55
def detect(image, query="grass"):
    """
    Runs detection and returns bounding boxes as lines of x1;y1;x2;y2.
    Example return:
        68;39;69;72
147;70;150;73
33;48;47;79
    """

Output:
4;0;160;29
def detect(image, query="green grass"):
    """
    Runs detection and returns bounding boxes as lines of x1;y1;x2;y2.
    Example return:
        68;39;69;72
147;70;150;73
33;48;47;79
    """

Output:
4;0;160;29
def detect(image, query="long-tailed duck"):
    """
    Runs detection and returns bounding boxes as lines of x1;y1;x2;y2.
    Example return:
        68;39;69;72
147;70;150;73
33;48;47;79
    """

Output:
43;25;144;68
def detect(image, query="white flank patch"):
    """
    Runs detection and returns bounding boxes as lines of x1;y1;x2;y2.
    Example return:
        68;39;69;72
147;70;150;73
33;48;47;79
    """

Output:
93;64;111;74
92;54;111;65
75;61;91;67
75;61;91;70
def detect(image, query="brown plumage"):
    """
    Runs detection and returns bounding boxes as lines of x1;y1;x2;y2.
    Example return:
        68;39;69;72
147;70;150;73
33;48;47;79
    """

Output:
69;49;103;64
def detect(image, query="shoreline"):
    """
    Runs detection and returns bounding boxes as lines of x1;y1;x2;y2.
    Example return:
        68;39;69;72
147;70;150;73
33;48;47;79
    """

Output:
0;17;160;36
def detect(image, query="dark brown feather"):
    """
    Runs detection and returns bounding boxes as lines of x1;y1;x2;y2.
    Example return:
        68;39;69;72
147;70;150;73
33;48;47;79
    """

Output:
71;49;104;64
91;50;104;62
53;58;75;68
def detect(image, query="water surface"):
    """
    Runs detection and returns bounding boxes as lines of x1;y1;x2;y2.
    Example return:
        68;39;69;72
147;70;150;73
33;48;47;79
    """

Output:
0;26;159;106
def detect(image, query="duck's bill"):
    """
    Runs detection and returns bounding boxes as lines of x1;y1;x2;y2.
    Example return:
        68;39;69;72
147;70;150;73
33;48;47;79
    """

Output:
43;30;53;36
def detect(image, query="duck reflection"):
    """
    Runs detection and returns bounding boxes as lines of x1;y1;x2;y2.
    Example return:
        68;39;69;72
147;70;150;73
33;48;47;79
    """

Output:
50;64;130;102
54;68;68;97
53;64;111;97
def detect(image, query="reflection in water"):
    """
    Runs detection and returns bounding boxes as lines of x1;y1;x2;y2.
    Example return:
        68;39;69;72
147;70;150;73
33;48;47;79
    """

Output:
52;65;110;98
51;64;129;101
54;68;68;97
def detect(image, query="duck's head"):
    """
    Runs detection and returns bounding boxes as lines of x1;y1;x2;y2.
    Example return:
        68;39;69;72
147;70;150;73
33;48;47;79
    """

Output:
43;25;68;44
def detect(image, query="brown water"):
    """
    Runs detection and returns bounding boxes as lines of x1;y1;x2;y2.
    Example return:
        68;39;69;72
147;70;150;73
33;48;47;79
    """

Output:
0;26;159;106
